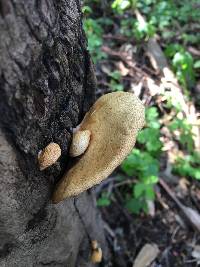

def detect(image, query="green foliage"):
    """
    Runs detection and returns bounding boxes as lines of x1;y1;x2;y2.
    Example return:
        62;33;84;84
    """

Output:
120;18;135;37
125;198;146;214
134;20;155;40
165;94;198;180
138;0;200;43
165;94;199;181
97;193;111;207
83;18;107;63
119;16;155;40
108;71;124;91
112;0;199;45
137;128;162;153
83;0;200;216
163;91;183;111
121;149;159;177
111;0;200;90
138;0;199;90
82;5;92;15
169;118;194;152
112;0;132;13
173;153;200;180
121;107;162;214
124;176;157;214
83;0;200;88
137;107;162;155
165;44;195;90
194;60;200;69
147;1;176;30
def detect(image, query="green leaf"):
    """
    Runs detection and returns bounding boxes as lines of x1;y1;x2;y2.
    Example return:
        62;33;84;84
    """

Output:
165;44;183;58
110;80;124;91
192;169;200;180
134;183;155;200
173;155;200;180
134;183;146;198
145;185;155;200
82;5;92;14
108;70;122;80
112;0;131;13
125;198;143;214
144;175;158;184
97;196;111;207
121;149;142;176
142;202;149;214
194;60;200;69
146;107;159;123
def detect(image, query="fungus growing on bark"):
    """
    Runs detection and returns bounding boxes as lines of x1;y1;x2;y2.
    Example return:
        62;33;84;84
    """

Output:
69;130;91;157
38;143;61;170
52;92;145;203
90;240;102;263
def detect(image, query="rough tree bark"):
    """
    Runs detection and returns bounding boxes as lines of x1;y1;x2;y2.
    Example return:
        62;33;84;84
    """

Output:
0;0;106;266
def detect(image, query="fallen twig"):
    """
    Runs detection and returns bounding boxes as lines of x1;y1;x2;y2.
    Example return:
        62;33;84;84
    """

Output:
101;45;147;78
159;177;200;233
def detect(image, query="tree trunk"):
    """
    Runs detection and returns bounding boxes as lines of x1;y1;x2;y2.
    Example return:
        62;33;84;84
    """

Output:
0;0;106;266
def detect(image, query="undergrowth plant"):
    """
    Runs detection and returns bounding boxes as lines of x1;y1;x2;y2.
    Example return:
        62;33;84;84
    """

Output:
109;71;124;91
83;0;200;213
173;154;200;181
83;0;200;90
165;44;195;92
83;18;107;63
163;92;200;181
121;107;162;214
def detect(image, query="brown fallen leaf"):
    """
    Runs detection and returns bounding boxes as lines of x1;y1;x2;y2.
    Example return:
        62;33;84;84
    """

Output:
116;61;129;76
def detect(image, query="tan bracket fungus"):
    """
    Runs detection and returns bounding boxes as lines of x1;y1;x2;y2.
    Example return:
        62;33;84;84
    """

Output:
38;142;61;170
52;92;145;203
90;240;102;263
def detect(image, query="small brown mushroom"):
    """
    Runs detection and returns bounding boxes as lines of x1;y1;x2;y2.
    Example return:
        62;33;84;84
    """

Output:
38;142;61;170
90;240;102;263
52;92;145;203
69;130;91;157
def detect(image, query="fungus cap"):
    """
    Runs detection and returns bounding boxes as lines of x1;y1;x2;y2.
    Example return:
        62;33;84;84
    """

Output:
91;240;102;263
38;142;61;170
90;248;102;263
90;240;102;263
52;92;145;203
69;130;91;157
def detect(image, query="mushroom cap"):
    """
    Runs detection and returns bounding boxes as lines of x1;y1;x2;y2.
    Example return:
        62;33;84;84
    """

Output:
38;142;61;170
52;92;145;203
69;130;91;157
90;240;102;263
91;248;102;263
